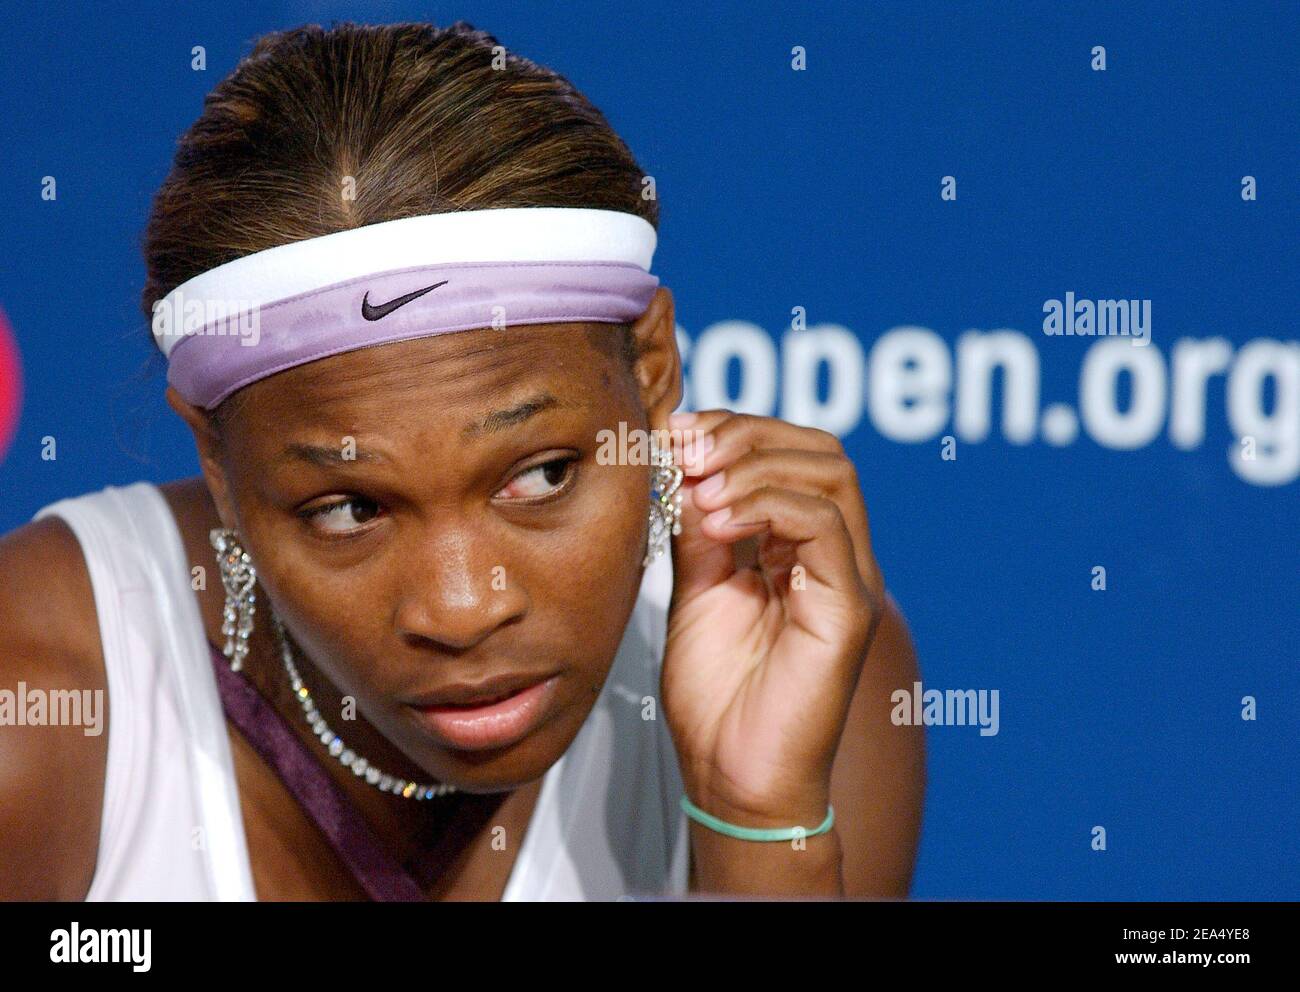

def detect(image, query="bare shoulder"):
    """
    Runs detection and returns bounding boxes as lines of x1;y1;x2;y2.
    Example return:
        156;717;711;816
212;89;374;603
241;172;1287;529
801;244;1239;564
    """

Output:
828;590;927;898
0;515;105;660
0;513;109;899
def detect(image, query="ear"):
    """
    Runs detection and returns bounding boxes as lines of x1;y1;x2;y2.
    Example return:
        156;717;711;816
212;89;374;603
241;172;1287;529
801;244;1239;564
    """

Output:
165;386;240;533
629;286;683;431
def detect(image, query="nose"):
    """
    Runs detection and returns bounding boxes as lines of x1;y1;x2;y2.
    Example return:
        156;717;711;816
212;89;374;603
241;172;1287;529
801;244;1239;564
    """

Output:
392;524;529;651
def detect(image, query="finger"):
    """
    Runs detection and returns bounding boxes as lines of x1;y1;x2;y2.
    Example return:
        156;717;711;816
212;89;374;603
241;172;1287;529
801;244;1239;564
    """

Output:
666;413;729;477
689;447;877;588
663;412;771;604
670;410;841;478
701;485;871;648
668;473;739;607
669;411;886;653
690;447;854;521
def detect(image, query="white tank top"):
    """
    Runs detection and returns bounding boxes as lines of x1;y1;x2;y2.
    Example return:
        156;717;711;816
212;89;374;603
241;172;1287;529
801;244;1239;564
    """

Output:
33;481;690;901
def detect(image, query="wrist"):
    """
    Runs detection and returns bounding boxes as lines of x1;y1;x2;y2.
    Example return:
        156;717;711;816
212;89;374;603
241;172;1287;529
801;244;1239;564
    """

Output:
682;794;834;842
687;815;843;897
681;779;832;832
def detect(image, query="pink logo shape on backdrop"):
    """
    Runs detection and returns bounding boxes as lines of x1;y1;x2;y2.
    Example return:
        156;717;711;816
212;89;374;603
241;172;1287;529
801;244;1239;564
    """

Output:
0;305;22;465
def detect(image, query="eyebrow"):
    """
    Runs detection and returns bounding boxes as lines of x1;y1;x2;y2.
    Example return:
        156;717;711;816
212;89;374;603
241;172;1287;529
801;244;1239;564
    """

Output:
277;391;571;466
461;391;565;440
278;443;385;467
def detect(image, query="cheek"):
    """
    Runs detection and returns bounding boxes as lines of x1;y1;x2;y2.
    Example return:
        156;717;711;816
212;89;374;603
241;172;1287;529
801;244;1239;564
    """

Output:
541;464;649;653
245;540;391;697
576;460;647;566
265;586;387;697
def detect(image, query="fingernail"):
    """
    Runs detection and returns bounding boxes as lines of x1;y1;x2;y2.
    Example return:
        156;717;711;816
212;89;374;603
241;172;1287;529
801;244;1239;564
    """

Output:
704;506;731;528
694;471;725;499
683;431;714;474
669;411;697;428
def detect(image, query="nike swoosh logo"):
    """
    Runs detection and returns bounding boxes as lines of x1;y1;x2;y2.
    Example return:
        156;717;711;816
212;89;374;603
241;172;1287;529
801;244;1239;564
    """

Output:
360;280;449;321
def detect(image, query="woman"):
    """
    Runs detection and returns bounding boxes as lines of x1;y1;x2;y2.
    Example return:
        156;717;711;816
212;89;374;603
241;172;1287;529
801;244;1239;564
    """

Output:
0;20;924;900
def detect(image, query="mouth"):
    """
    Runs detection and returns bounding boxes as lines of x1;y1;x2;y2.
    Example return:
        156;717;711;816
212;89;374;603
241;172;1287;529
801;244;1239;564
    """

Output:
404;673;562;751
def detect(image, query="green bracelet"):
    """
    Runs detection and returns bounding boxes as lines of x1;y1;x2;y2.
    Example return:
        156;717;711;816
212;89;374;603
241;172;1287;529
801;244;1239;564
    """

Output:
680;795;835;841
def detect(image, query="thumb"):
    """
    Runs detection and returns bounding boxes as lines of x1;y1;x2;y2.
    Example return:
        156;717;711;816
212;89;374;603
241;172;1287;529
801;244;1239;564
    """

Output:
669;473;735;606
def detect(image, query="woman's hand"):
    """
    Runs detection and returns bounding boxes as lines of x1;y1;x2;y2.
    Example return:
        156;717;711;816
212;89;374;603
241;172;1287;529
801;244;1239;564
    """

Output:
661;409;886;844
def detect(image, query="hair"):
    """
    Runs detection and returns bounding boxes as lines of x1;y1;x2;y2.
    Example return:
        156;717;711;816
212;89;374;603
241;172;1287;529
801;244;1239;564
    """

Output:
140;20;656;422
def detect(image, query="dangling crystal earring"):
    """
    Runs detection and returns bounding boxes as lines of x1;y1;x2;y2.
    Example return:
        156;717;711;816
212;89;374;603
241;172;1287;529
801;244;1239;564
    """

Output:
210;528;257;672
644;429;684;566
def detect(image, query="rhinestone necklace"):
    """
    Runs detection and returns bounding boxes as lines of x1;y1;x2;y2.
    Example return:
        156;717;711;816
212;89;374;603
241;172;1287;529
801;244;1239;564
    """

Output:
269;613;457;801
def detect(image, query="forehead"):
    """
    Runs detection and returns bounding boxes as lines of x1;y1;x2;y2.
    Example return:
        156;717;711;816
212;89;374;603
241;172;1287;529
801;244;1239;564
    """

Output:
224;321;627;431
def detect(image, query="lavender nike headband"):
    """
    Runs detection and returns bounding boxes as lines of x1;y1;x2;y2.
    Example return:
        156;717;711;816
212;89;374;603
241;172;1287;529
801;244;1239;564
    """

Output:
150;206;660;409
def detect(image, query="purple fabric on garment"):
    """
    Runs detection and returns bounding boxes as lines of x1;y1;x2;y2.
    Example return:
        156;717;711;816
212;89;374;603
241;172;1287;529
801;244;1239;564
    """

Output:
207;641;427;902
167;260;659;408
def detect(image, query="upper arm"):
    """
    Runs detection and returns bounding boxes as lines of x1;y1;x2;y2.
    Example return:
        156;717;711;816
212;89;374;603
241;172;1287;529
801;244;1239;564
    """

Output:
0;515;109;900
828;590;926;898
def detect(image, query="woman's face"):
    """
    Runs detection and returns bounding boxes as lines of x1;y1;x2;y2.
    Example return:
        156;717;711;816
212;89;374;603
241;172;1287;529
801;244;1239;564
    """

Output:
188;309;680;793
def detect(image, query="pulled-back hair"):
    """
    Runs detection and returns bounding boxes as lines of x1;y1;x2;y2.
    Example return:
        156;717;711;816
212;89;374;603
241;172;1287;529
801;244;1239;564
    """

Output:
140;20;656;395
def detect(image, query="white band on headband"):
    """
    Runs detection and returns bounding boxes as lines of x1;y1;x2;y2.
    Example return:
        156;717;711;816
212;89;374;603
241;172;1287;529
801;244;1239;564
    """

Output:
151;206;661;408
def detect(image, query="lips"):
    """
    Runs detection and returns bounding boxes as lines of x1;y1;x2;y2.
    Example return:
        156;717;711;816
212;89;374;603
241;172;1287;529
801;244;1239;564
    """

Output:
433;690;517;709
405;673;562;751
406;670;561;708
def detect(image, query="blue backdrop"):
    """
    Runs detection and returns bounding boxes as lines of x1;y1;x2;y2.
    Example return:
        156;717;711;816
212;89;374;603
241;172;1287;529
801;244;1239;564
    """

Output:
1;1;1295;899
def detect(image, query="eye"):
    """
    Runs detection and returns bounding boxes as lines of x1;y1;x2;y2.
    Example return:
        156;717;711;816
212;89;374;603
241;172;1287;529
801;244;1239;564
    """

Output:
497;456;577;500
299;496;381;535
